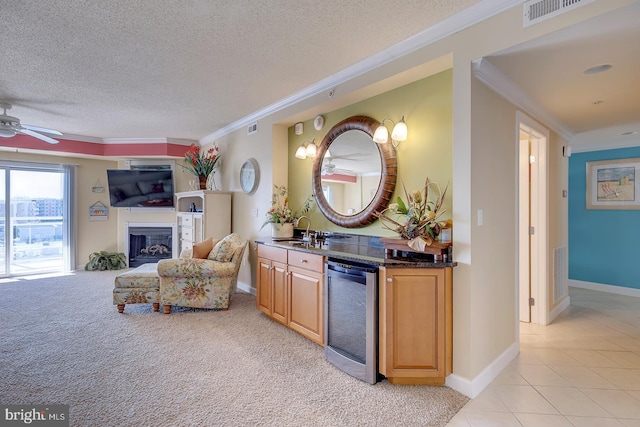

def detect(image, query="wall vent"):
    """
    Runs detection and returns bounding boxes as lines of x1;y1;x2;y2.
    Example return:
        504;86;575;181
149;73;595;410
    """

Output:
247;122;258;135
553;245;568;303
523;0;593;27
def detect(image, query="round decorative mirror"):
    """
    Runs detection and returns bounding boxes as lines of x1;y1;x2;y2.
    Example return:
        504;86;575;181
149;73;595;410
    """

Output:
312;115;397;227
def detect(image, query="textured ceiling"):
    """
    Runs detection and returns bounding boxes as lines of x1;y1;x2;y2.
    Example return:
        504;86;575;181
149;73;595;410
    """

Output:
0;0;481;141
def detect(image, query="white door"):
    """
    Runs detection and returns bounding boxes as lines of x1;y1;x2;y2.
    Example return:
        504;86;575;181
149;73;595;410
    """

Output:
517;113;549;324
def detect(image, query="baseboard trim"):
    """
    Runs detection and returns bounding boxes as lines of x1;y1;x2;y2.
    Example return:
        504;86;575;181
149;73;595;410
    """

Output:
237;281;256;295
569;280;640;298
446;341;519;398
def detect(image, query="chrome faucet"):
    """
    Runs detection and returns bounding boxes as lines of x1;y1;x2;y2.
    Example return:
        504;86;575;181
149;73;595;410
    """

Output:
296;216;312;242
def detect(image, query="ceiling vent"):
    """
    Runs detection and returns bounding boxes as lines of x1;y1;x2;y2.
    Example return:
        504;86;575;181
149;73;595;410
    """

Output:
523;0;593;27
247;122;258;135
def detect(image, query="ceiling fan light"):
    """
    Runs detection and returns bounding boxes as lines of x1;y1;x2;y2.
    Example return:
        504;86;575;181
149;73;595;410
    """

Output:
295;144;307;159
373;124;389;144
0;127;16;138
391;116;407;142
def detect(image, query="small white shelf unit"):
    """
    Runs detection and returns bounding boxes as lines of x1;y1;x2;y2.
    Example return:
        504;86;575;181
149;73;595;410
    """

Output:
175;190;232;254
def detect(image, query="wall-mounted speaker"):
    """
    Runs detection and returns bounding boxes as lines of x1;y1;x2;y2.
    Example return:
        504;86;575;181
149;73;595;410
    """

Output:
563;146;572;157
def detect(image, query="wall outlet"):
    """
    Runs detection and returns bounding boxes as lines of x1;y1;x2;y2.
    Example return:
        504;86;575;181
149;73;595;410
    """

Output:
251;208;259;218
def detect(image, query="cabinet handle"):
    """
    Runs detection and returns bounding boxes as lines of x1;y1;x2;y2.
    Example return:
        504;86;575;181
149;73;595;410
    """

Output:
300;259;308;263
387;278;392;283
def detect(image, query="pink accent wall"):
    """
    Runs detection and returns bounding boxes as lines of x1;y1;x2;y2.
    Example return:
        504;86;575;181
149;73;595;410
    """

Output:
323;173;357;183
4;134;189;158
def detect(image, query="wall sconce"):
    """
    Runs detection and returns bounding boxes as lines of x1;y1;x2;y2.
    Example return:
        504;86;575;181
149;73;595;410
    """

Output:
373;116;407;148
295;138;317;159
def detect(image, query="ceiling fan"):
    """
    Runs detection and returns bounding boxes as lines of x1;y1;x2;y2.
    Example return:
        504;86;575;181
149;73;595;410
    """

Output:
322;159;337;175
0;103;62;144
322;159;356;176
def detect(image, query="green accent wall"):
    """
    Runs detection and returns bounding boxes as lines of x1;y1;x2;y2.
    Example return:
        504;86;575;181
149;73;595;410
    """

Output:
287;69;453;235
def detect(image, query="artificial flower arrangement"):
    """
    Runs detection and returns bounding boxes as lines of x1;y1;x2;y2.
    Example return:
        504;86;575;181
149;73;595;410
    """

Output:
376;177;449;251
261;185;313;228
182;143;221;179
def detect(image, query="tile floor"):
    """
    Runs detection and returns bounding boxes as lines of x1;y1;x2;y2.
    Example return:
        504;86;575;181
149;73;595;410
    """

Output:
448;286;640;426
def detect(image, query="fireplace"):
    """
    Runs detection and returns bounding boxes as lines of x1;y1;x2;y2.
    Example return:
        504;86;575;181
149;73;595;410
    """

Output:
125;223;178;268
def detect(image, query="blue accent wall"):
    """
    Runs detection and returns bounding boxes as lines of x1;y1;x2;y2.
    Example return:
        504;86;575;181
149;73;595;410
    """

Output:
569;147;640;289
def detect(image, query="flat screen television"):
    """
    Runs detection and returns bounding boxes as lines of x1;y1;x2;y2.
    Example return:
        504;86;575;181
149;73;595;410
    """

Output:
107;169;175;208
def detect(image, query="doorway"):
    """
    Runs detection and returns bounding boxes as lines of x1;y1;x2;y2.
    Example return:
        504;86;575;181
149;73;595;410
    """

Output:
517;112;549;324
0;162;75;277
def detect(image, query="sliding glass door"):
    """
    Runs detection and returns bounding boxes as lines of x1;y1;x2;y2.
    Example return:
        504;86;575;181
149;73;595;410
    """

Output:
0;162;74;277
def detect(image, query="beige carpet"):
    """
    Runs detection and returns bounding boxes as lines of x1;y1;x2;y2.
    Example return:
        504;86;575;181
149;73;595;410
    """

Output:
0;270;468;426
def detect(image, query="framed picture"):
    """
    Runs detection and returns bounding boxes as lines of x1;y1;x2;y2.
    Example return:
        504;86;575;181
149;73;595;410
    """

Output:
89;201;109;221
586;157;640;210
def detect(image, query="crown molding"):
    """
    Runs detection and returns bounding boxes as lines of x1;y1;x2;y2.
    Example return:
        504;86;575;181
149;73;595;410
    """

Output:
200;0;522;144
472;58;574;141
55;133;103;143
102;137;196;145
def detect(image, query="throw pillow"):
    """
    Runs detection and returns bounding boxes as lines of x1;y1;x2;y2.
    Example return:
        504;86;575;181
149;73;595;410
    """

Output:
192;238;219;259
208;233;240;262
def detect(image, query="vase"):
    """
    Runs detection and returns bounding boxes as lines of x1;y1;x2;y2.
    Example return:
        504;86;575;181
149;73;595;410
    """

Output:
271;222;294;239
198;175;207;190
207;170;218;190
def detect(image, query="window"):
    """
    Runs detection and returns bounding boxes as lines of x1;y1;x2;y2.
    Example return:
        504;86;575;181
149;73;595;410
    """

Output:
0;162;75;277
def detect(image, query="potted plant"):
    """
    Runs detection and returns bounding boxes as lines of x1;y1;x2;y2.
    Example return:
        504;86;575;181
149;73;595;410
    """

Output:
181;143;221;190
261;185;313;238
85;251;127;271
376;177;449;251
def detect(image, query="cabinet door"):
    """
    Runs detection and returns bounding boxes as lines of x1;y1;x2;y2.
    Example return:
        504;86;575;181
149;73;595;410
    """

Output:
271;261;288;325
256;258;273;316
379;267;451;385
193;213;203;243
288;266;324;345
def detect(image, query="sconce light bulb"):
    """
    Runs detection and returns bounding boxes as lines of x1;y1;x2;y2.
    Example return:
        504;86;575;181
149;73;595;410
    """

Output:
295;144;307;159
373;123;389;144
305;140;317;157
391;116;407;142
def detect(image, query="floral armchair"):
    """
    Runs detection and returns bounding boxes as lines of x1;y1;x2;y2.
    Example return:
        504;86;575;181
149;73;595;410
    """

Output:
157;233;247;314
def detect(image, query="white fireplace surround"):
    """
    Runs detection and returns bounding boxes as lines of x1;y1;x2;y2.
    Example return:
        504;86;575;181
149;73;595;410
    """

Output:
124;222;178;267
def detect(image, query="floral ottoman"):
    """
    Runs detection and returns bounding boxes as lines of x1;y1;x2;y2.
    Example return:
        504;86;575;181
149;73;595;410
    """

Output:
113;263;160;313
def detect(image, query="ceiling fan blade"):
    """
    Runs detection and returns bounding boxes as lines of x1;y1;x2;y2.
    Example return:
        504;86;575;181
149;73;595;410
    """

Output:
21;123;63;136
19;128;60;144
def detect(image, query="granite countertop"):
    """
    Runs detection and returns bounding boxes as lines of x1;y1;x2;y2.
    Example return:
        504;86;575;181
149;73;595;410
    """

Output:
255;232;456;268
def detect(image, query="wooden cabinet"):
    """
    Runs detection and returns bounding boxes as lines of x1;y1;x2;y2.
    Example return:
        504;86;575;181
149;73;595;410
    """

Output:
256;245;288;325
256;244;325;345
378;266;453;385
175;191;231;253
